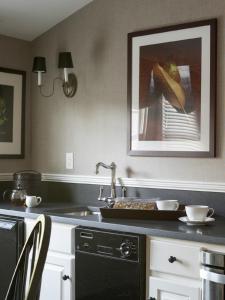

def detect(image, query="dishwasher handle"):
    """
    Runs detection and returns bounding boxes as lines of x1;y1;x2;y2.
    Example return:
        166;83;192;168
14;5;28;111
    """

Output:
200;268;225;285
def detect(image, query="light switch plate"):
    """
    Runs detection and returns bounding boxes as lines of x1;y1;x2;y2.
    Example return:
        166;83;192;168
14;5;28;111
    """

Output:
66;152;74;169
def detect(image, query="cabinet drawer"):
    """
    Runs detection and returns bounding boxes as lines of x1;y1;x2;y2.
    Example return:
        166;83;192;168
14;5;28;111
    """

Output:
149;239;200;279
25;218;76;254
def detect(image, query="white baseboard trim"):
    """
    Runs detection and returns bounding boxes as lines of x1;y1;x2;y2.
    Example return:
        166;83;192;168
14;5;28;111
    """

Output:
42;173;225;193
0;172;224;193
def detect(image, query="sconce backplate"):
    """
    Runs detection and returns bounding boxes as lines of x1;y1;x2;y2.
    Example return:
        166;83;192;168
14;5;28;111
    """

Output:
63;73;77;98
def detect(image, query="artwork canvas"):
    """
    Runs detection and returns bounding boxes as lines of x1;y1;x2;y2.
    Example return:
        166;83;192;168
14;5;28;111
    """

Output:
0;84;14;142
0;68;26;158
128;19;217;157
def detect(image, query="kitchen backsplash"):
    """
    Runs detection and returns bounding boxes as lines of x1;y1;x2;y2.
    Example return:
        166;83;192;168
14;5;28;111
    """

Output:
0;182;13;200
1;181;225;216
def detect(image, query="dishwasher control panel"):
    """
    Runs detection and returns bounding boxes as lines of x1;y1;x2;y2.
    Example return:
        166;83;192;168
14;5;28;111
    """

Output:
75;227;143;262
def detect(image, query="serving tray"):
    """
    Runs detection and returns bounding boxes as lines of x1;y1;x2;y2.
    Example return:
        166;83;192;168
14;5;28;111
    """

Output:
100;205;186;221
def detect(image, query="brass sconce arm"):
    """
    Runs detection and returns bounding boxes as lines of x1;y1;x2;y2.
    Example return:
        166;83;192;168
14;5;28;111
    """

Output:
38;74;77;98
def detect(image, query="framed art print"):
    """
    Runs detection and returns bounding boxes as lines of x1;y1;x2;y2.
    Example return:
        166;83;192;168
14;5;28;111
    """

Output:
0;68;26;158
127;19;217;157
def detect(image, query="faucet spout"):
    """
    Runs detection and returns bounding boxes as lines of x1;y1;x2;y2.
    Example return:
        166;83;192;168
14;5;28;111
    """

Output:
96;162;114;174
95;162;117;202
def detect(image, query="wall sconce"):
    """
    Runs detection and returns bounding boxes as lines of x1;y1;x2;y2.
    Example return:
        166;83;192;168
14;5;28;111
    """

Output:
32;52;77;98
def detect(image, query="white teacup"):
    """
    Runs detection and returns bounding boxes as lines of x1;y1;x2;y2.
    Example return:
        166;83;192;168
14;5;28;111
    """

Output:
156;200;179;211
185;205;214;221
25;195;42;208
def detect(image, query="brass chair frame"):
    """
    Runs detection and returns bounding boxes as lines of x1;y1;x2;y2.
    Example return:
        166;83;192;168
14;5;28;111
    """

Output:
5;214;51;300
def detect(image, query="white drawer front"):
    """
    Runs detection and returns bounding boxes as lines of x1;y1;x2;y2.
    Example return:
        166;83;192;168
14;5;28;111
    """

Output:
149;240;200;279
25;218;76;254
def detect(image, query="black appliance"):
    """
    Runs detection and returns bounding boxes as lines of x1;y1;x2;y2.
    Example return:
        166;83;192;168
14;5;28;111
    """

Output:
75;227;146;300
0;215;24;299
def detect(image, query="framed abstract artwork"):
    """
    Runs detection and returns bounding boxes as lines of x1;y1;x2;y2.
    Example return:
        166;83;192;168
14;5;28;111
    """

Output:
0;67;26;158
127;19;217;157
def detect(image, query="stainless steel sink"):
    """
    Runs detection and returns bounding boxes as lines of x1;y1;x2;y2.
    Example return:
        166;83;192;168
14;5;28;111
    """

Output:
46;206;101;217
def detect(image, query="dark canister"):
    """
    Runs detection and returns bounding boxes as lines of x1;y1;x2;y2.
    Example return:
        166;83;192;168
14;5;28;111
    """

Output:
13;170;42;196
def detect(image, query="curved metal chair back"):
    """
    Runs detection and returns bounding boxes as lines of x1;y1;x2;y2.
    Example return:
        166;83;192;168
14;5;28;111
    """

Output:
5;214;51;300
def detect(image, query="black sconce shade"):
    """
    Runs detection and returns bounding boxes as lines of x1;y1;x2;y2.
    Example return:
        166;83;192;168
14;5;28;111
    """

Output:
32;57;46;73
58;52;73;68
32;51;76;98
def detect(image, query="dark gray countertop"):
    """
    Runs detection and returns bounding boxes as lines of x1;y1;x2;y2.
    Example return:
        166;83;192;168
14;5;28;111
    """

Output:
0;202;225;246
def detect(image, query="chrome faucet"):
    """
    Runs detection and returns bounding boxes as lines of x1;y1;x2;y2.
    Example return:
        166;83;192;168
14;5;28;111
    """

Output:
95;162;116;206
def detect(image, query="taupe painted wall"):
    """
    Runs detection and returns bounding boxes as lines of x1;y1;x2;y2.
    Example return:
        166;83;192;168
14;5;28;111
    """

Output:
31;0;225;181
0;35;31;172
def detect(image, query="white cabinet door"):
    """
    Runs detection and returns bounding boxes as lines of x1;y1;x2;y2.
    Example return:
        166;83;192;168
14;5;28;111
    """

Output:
40;252;75;300
40;263;63;299
148;277;201;300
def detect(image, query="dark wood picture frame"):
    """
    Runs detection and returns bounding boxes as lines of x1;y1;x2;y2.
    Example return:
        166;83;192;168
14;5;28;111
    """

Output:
127;19;217;157
0;67;26;159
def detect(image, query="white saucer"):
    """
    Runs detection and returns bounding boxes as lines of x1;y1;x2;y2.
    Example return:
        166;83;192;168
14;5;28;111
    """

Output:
178;216;215;226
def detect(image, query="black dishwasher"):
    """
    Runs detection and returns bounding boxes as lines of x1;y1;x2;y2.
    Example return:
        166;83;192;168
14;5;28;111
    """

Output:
75;226;146;300
0;215;24;299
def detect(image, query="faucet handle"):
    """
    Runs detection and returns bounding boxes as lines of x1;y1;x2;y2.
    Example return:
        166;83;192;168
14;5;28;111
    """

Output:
106;197;115;208
98;186;105;201
122;186;127;198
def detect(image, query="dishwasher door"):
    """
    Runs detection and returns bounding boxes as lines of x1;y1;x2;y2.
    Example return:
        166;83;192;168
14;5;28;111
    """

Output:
200;249;225;300
75;226;146;300
0;216;24;299
76;251;142;300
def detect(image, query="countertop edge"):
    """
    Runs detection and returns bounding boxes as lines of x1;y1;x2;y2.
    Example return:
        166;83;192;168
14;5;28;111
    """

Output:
1;207;225;246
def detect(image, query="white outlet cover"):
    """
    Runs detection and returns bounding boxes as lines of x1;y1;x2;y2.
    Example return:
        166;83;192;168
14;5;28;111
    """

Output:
66;152;74;169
